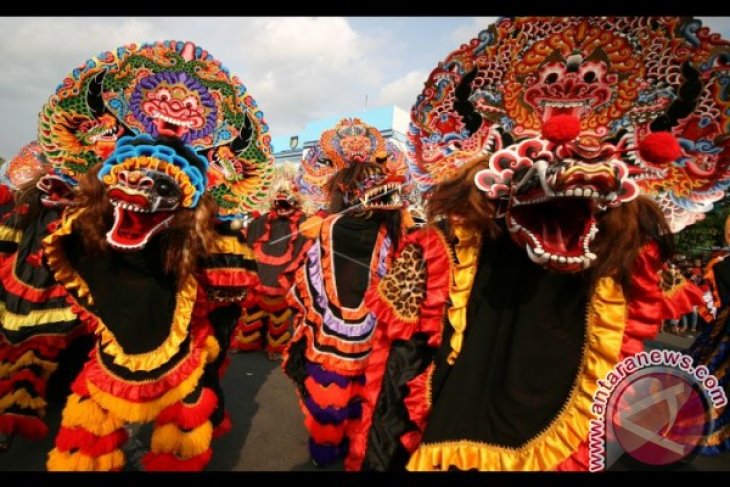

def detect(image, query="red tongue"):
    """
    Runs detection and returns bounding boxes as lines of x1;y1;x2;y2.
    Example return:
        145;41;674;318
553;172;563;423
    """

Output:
541;219;567;253
155;119;187;138
110;208;172;247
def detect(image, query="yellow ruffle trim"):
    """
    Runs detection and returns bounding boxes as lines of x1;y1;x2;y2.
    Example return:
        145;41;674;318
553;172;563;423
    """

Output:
0;301;76;331
42;209;95;305
299;215;324;240
269;308;293;325
60;393;126;436
47;448;125;472
407;276;628;471
235;330;262;344
96;272;197;372
43;208;200;372
0;224;22;245
446;224;480;365
86;353;207;423
208;234;255;260
205;335;220;364
0;387;47;412
267;331;292;347
150;421;213;459
245;310;266;323
0;350;58;378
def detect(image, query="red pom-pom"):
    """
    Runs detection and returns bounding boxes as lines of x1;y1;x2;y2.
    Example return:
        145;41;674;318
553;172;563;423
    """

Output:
0;185;12;206
541;115;581;144
638;131;682;164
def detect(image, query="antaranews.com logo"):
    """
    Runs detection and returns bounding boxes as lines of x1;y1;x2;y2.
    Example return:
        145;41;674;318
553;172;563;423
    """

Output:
589;349;727;471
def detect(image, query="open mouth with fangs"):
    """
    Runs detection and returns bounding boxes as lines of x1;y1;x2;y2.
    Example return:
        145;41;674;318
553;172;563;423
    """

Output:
37;175;75;208
360;182;404;211
505;159;636;272
507;198;599;272
274;198;296;217
154;115;192;138
105;192;175;251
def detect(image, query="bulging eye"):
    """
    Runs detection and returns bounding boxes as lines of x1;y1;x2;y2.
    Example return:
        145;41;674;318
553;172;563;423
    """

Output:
183;96;198;110
156;89;171;102
583;71;597;83
155;179;178;198
546;72;559;84
713;54;730;68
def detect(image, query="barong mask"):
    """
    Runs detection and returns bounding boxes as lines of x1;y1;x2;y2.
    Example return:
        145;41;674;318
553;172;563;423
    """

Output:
39;40;273;221
98;135;207;250
298;118;411;211
409;16;730;271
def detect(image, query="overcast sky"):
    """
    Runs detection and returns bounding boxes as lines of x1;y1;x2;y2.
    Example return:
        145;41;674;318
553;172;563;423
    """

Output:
1;16;728;159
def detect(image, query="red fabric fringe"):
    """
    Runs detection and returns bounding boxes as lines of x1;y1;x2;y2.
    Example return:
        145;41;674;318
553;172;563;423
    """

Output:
78;324;210;403
0;330;79;363
0;258;68;302
0;368;47;397
212;411;232;440
229;340;263;352
71;371;90;397
199;268;258;291
217;356;231;379
662;277;705;319
556;443;590;471
304;409;347;445
154;387;218;430
347;228;451;471
304;377;358;409
252;211;304;267
55;425;128;457
141;448;212;471
0;412;48;439
622;242;672;359
254;295;289;313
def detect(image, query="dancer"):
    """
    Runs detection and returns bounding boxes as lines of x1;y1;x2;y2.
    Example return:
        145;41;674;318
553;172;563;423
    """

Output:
283;118;412;466
0;142;82;452
688;214;730;455
232;168;312;357
35;39;272;471
348;16;723;471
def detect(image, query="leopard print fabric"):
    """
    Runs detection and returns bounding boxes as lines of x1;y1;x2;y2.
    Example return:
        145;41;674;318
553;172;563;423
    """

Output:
377;243;426;322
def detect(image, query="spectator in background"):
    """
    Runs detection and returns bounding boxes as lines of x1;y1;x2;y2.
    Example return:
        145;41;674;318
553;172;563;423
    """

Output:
690;258;704;286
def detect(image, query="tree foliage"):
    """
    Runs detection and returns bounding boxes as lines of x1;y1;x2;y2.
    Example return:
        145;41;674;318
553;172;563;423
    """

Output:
675;198;730;258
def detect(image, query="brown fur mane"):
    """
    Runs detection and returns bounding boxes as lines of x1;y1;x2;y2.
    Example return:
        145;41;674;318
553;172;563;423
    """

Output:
11;175;48;230
326;161;403;249
426;157;673;295
72;164;219;281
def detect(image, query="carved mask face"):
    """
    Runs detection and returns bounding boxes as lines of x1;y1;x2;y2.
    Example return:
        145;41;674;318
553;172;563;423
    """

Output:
475;138;638;272
342;163;405;213
98;135;207;251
